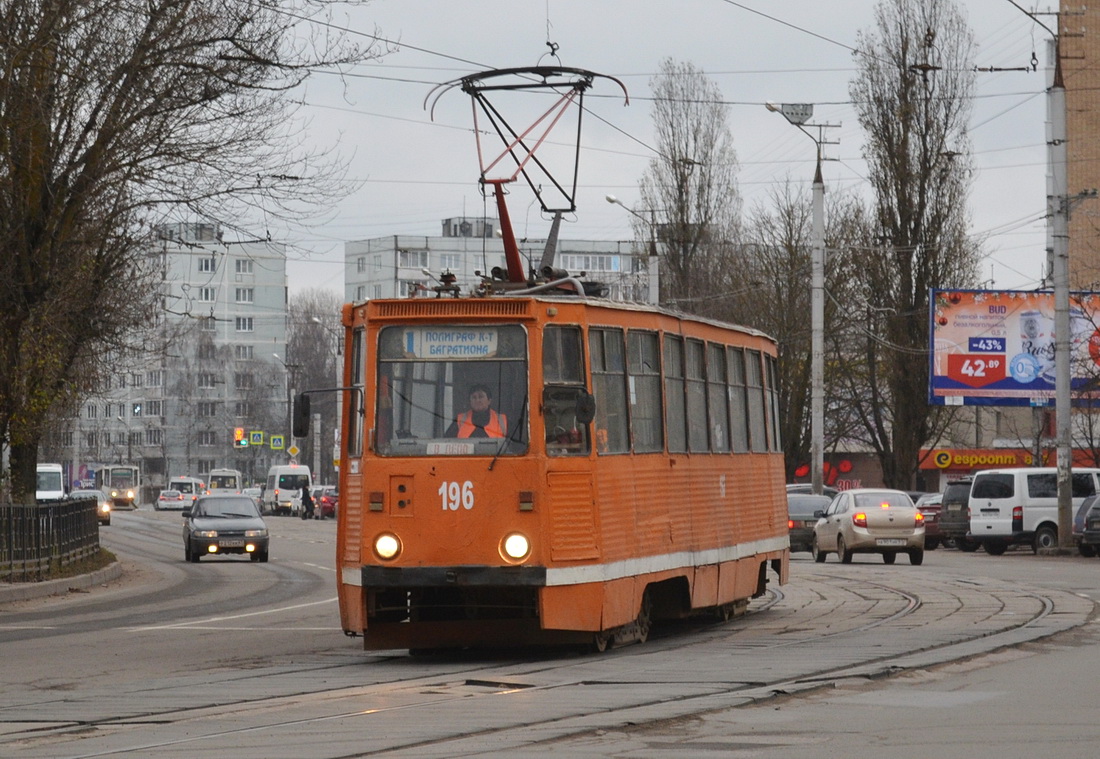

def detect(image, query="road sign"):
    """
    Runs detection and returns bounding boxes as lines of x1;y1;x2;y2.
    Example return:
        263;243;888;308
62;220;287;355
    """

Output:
250;431;265;446
270;435;285;450
287;444;300;457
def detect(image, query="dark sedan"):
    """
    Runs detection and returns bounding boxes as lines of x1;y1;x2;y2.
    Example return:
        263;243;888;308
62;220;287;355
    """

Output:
1079;494;1100;557
183;495;269;563
788;493;833;552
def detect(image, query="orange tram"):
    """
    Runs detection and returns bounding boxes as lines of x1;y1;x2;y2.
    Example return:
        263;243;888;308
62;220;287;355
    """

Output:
330;293;789;651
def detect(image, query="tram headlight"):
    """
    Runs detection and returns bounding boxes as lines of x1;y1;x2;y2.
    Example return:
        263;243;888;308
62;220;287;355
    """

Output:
501;532;531;562
374;533;401;560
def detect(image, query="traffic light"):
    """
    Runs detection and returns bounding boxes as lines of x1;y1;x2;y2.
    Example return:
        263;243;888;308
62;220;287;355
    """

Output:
233;427;248;447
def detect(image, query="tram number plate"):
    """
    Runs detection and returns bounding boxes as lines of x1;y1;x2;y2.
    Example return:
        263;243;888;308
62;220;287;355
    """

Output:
876;539;906;547
220;540;245;548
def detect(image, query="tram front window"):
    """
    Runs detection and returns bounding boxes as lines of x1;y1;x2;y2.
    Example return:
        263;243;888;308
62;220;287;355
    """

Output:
375;324;528;456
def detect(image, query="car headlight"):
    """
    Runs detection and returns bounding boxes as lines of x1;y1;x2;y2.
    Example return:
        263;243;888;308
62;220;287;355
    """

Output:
501;532;531;561
100;504;111;513
373;533;401;560
195;530;218;538
245;529;268;538
126;490;135;499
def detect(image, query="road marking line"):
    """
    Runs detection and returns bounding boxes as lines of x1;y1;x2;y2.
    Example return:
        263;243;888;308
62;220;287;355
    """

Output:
129;597;338;631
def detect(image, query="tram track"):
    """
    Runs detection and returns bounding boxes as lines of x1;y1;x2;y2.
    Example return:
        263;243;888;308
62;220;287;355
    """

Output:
1;562;1089;759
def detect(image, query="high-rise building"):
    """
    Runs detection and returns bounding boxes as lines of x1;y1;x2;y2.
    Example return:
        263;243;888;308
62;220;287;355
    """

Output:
345;216;655;303
44;223;291;499
1063;2;1100;288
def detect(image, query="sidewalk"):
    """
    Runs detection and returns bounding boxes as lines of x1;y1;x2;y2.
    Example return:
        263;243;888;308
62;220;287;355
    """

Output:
0;561;123;603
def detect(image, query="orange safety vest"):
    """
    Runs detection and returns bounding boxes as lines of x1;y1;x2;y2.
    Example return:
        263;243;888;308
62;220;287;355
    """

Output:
455;409;507;438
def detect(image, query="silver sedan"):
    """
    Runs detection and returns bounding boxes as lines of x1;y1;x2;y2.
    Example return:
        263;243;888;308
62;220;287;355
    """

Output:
811;488;925;565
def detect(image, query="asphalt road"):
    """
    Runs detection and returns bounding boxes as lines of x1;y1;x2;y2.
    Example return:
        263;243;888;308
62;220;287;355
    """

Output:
1;511;1098;758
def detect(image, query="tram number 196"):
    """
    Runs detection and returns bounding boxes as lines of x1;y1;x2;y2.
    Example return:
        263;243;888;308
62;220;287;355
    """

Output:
439;481;474;510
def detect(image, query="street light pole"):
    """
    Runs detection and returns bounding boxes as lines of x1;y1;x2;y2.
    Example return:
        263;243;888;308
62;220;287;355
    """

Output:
606;194;660;304
765;102;837;496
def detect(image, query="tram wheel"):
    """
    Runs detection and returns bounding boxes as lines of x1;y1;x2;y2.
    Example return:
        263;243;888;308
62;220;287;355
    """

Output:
591;631;613;653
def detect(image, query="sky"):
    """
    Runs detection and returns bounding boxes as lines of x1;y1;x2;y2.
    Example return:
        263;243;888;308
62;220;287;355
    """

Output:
275;0;1057;296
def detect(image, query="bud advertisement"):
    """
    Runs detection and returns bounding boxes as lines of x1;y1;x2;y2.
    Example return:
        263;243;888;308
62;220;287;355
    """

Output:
930;289;1100;406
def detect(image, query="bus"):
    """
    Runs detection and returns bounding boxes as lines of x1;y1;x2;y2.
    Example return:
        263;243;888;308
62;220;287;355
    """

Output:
323;294;789;652
96;464;140;509
208;468;244;493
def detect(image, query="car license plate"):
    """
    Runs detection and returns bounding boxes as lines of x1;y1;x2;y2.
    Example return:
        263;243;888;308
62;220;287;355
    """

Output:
876;538;906;547
947;504;962;511
220;539;245;548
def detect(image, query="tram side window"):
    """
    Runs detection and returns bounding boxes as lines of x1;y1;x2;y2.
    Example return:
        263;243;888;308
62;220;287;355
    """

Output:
686;339;708;452
543;325;591;456
765;354;782;451
745;349;767;453
728;348;750;453
348;327;365;456
707;343;731;452
590;327;629;454
663;335;687;452
627;330;663;453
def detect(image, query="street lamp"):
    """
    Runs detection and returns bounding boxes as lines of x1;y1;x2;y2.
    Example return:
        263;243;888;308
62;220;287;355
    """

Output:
766;101;833;496
605;195;660;304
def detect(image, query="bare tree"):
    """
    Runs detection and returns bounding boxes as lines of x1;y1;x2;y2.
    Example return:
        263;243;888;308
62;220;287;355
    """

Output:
734;183;873;480
288;288;344;485
0;0;380;499
846;0;981;488
638;58;741;312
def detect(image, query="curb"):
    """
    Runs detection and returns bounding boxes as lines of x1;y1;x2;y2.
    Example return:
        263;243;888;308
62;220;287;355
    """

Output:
0;561;123;603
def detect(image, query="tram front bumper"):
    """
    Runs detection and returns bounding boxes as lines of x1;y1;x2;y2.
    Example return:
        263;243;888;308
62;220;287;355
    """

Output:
361;565;547;588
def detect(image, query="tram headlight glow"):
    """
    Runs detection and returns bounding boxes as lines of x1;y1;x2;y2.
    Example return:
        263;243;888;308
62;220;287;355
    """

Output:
374;533;401;560
501;532;531;561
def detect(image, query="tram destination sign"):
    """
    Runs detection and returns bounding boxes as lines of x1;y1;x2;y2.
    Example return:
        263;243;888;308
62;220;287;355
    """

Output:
403;328;499;359
929;288;1100;407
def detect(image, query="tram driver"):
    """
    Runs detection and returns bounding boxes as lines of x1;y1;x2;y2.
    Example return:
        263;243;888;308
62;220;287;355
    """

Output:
445;384;508;439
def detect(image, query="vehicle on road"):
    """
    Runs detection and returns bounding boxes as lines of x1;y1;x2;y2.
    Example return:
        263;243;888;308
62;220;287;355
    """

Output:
811;488;925;565
316;486;338;519
1081;497;1100;555
1074;494;1100;557
968;467;1100;555
788;493;832;552
325;291;789;652
264;465;312;516
913;492;944;550
242;486;264;513
70;489;112;525
35;463;66;503
156;488;187;510
786;483;839;498
168;476;206;508
938;476;977;551
96;464;140;509
182;494;269;562
208;468;244;493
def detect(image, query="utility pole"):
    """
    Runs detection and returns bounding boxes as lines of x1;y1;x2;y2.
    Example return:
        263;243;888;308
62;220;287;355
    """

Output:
765;102;839;496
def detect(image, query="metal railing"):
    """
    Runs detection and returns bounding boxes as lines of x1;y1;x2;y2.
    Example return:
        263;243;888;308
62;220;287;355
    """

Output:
0;498;101;582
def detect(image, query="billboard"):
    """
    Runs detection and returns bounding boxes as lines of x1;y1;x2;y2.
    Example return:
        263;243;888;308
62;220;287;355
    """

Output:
929;289;1100;406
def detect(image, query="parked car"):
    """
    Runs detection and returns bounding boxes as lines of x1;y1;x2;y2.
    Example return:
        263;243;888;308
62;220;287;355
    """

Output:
70;489;112;526
156;489;187;510
788;493;832;552
316;486;339;519
968;467;1100;555
1074;494;1100;557
811;488;925;565
182;494;269;563
786;483;839;498
939;476;977;551
913;492;944;550
1080;497;1100;555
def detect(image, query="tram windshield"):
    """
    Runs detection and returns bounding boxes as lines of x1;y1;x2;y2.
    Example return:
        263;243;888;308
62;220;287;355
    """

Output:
375;324;529;456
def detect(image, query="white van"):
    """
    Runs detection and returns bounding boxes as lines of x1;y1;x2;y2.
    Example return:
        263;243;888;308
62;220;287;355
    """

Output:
264;464;312;516
968;467;1100;554
36;463;66;502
